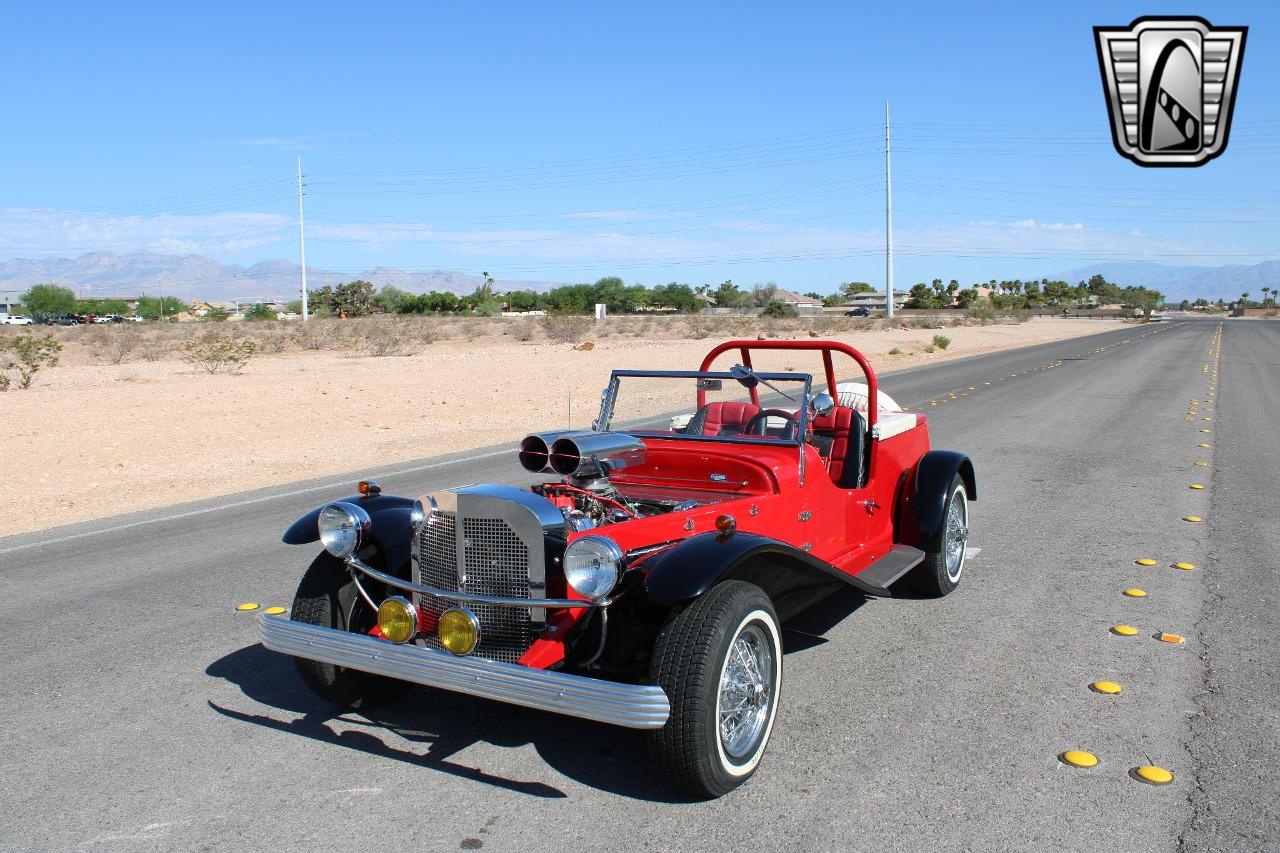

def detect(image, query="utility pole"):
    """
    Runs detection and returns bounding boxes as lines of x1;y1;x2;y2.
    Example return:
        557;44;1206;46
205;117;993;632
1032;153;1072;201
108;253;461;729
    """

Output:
297;157;309;322
884;101;895;319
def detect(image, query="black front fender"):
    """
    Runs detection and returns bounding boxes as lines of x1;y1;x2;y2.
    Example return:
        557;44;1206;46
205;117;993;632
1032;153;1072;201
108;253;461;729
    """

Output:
282;494;417;572
642;532;883;621
905;450;976;545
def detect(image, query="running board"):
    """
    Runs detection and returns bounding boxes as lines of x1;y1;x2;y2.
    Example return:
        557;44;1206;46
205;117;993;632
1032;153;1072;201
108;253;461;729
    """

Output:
855;545;926;593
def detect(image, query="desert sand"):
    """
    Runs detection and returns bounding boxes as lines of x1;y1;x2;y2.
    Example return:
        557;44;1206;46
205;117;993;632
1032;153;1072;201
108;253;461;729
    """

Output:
1;316;1125;537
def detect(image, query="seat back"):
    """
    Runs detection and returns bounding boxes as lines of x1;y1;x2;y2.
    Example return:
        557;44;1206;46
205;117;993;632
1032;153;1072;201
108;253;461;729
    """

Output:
811;406;866;488
686;402;761;436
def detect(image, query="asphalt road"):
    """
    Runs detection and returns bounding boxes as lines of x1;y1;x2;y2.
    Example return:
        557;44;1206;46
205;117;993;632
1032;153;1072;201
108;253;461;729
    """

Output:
3;318;1275;852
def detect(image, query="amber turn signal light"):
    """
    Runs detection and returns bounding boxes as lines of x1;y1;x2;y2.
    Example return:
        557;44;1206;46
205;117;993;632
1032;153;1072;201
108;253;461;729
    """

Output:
358;479;382;497
715;514;736;534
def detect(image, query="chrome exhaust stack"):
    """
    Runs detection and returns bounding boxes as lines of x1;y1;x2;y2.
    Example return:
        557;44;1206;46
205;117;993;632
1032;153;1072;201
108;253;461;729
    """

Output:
518;430;592;473
549;432;646;478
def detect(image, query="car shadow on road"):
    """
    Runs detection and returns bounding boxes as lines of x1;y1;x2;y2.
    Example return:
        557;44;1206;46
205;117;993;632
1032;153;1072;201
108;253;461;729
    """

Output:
205;643;694;803
206;589;869;804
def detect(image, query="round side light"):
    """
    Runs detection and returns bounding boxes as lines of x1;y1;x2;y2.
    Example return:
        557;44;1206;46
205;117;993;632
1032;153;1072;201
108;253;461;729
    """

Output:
437;607;481;655
377;596;419;644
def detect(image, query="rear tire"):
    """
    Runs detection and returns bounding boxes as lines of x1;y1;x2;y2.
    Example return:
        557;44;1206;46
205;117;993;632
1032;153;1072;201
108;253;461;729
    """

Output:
289;552;407;709
910;475;969;596
647;581;783;798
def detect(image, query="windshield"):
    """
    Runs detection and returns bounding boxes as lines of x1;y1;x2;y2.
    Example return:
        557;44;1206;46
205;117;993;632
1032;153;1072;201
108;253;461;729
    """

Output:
596;370;813;443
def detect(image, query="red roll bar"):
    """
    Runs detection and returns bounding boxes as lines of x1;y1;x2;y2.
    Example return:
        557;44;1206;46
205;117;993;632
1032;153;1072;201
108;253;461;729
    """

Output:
698;339;880;427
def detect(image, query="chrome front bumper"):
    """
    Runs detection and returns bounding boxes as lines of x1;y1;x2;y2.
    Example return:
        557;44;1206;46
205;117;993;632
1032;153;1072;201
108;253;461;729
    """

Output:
259;614;670;730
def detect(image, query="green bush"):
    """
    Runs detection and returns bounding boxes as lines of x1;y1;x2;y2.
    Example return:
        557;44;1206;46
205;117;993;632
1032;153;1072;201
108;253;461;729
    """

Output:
932;334;951;350
888;347;903;355
969;302;995;321
762;301;799;319
244;303;278;322
181;330;256;374
1;330;63;389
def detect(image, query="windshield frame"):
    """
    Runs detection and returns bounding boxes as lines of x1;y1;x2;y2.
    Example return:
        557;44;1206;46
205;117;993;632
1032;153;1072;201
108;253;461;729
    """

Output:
592;369;815;480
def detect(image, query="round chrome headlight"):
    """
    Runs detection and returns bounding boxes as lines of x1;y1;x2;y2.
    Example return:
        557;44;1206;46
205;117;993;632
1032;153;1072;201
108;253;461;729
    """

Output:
317;502;371;558
563;535;623;600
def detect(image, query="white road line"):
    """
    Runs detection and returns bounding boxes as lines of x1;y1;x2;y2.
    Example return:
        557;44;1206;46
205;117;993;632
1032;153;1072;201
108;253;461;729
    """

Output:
0;448;510;556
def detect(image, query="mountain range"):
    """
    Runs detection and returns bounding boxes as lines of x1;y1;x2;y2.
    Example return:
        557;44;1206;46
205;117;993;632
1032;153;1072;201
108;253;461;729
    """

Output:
0;252;561;302
1;251;1276;304
1047;261;1280;303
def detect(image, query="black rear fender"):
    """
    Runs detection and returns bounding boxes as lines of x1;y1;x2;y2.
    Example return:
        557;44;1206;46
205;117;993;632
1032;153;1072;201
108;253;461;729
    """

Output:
896;450;976;547
642;532;882;621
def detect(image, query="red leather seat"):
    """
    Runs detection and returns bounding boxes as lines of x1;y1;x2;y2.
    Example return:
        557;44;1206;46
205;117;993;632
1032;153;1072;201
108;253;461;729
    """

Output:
810;406;865;488
689;402;761;436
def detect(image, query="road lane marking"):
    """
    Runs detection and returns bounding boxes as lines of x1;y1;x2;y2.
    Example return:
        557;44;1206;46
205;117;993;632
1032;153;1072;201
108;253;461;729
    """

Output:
0;448;511;555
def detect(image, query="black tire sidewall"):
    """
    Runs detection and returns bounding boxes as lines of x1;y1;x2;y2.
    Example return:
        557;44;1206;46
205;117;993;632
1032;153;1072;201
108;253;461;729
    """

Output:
649;580;783;797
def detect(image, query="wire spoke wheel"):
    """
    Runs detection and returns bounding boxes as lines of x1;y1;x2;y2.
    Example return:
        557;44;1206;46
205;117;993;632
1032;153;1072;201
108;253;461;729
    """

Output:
944;486;969;582
717;625;774;759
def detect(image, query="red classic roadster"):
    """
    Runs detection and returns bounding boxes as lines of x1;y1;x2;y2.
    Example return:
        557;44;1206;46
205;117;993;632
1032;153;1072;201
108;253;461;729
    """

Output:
262;339;975;797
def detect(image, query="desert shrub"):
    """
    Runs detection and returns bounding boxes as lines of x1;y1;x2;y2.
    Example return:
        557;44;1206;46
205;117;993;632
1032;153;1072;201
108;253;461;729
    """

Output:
512;320;538;342
925;345;936;353
762;301;798;319
932;334;951;350
685;315;713;340
888;347;903;355
359;321;413;357
1;330;63;389
251;324;290;353
968;302;995;321
912;318;944;329
181;330;256;374
98;327;140;364
203;307;230;322
542;312;592;344
294;319;346;350
137;340;171;362
1005;308;1032;324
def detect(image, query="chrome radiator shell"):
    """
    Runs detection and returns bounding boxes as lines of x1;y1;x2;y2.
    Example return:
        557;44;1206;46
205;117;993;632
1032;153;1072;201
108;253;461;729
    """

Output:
414;484;565;663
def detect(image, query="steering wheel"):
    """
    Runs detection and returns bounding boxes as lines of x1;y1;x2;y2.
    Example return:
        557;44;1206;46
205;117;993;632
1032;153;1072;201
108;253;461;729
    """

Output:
744;408;798;439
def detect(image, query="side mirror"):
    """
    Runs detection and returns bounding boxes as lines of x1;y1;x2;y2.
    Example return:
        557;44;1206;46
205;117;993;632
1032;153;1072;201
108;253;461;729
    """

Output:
809;392;837;418
730;364;759;389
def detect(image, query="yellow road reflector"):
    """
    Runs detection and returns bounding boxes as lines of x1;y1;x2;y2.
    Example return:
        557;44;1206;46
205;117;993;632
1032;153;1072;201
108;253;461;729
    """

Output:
1111;625;1139;636
1061;750;1099;768
1189;484;1204;489
1200;428;1212;433
1202;417;1212;421
1199;443;1210;448
1194;460;1208;467
1183;516;1204;523
236;602;260;612
264;606;287;615
1124;588;1148;597
1135;558;1157;566
1090;680;1123;695
1158;632;1185;644
1174;562;1196;570
1134;765;1174;785
929;400;937;405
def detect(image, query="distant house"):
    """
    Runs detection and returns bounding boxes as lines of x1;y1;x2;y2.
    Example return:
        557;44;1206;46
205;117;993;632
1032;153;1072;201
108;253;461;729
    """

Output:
191;300;240;317
771;289;824;315
0;289;24;314
842;289;910;312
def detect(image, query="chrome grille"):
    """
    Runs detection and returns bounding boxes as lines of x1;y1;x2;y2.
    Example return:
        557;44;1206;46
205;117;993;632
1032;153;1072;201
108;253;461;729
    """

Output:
414;500;536;665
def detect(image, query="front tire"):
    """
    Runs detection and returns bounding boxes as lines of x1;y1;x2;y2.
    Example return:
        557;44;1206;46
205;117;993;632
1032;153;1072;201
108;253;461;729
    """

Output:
911;475;969;596
648;581;783;798
289;552;407;709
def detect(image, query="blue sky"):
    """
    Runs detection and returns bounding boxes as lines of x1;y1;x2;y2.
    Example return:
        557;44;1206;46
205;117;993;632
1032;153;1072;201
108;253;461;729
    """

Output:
2;1;1277;292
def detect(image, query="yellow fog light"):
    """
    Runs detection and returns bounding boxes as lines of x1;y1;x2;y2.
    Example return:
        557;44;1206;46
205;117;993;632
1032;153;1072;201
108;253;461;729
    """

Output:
437;607;481;656
377;596;418;644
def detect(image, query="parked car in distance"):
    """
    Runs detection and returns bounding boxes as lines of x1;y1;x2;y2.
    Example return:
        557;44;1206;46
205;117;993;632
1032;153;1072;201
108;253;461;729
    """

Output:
0;313;33;325
125;315;147;323
844;307;870;317
45;314;81;326
262;339;976;798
